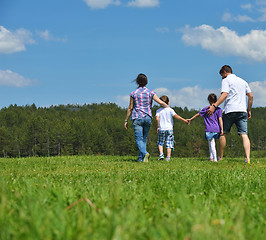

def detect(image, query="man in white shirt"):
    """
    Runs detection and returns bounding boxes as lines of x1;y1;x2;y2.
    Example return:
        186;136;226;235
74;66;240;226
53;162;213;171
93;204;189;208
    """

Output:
207;65;253;164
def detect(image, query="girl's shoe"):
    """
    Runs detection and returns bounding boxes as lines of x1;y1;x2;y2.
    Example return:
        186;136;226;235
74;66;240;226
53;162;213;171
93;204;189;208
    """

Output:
244;158;250;164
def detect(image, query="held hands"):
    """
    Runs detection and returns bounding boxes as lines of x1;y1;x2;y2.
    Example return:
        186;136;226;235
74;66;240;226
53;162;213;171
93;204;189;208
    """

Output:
186;119;192;125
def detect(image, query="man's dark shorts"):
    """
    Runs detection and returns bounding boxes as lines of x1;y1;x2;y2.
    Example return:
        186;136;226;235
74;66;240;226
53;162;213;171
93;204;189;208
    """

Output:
223;112;248;135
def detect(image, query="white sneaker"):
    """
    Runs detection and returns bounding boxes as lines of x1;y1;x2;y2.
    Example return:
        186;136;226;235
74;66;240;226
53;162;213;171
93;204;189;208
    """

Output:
143;153;150;163
166;157;171;162
158;153;164;160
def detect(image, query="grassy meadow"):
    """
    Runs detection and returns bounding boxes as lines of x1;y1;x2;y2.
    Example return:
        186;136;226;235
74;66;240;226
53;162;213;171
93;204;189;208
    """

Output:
0;156;265;240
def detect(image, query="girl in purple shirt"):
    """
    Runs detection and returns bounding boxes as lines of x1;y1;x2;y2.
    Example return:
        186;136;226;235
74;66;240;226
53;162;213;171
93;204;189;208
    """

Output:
188;94;223;162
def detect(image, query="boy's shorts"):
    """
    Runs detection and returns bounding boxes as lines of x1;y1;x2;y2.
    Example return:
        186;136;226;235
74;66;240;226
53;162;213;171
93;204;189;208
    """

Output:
223;112;248;135
157;130;174;149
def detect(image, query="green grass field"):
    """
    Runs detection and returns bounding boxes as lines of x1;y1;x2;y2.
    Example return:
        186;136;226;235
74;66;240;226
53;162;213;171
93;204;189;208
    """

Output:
0;156;265;240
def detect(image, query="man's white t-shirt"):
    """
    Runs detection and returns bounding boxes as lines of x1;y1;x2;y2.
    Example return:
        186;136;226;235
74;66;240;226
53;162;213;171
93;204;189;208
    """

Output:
221;74;252;114
156;107;177;131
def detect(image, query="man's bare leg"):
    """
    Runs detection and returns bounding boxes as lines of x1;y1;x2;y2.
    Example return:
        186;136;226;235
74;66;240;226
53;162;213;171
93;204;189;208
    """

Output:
240;134;250;163
219;134;226;160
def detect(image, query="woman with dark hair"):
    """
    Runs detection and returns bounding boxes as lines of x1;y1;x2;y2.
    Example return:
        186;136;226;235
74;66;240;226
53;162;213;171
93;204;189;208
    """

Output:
124;73;169;162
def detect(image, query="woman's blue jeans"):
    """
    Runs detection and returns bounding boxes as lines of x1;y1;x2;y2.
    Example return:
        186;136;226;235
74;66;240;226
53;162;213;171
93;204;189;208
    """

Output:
132;115;152;161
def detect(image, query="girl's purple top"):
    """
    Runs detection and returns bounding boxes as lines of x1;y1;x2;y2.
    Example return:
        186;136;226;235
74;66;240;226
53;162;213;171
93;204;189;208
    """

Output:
199;106;222;133
130;87;155;120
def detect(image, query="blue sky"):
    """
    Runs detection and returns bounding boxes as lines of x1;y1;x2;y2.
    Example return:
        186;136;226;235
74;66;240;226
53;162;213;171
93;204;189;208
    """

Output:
0;0;266;110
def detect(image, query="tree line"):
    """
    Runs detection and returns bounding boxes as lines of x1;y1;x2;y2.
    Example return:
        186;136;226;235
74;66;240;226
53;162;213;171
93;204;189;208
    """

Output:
0;103;265;158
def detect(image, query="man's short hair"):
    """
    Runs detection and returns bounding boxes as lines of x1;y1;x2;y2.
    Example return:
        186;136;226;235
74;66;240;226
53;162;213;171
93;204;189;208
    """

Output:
219;65;232;75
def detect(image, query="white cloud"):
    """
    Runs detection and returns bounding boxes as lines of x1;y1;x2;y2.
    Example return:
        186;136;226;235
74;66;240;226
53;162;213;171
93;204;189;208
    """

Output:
156;27;169;33
258;7;266;21
249;80;266;107
83;0;120;9
222;12;255;22
36;30;67;42
241;4;253;11
128;0;159;7
222;12;233;22
153;86;220;110
0;26;35;54
181;24;266;63
116;95;131;108
0;69;37;87
116;86;219;110
223;1;266;22
256;0;266;5
83;0;159;9
116;81;266;109
235;15;255;22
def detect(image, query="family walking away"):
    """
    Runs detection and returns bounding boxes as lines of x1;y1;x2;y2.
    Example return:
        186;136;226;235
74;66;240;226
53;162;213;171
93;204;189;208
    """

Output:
124;65;253;163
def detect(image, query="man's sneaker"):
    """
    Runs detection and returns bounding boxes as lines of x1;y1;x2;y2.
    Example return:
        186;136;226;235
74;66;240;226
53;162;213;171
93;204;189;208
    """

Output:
166;157;171;162
158;153;164;160
143;153;150;163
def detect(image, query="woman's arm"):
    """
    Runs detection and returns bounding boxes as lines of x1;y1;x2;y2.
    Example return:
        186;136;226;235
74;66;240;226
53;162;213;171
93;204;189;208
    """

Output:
124;97;134;130
153;94;169;108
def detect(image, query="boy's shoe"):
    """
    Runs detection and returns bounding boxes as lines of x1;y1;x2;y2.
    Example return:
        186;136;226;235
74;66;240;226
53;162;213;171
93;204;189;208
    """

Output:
158;153;164;160
166;157;171;162
218;157;223;161
143;153;150;163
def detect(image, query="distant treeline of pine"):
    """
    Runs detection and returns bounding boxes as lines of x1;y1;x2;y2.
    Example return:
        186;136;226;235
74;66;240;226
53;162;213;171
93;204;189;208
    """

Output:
0;103;265;158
